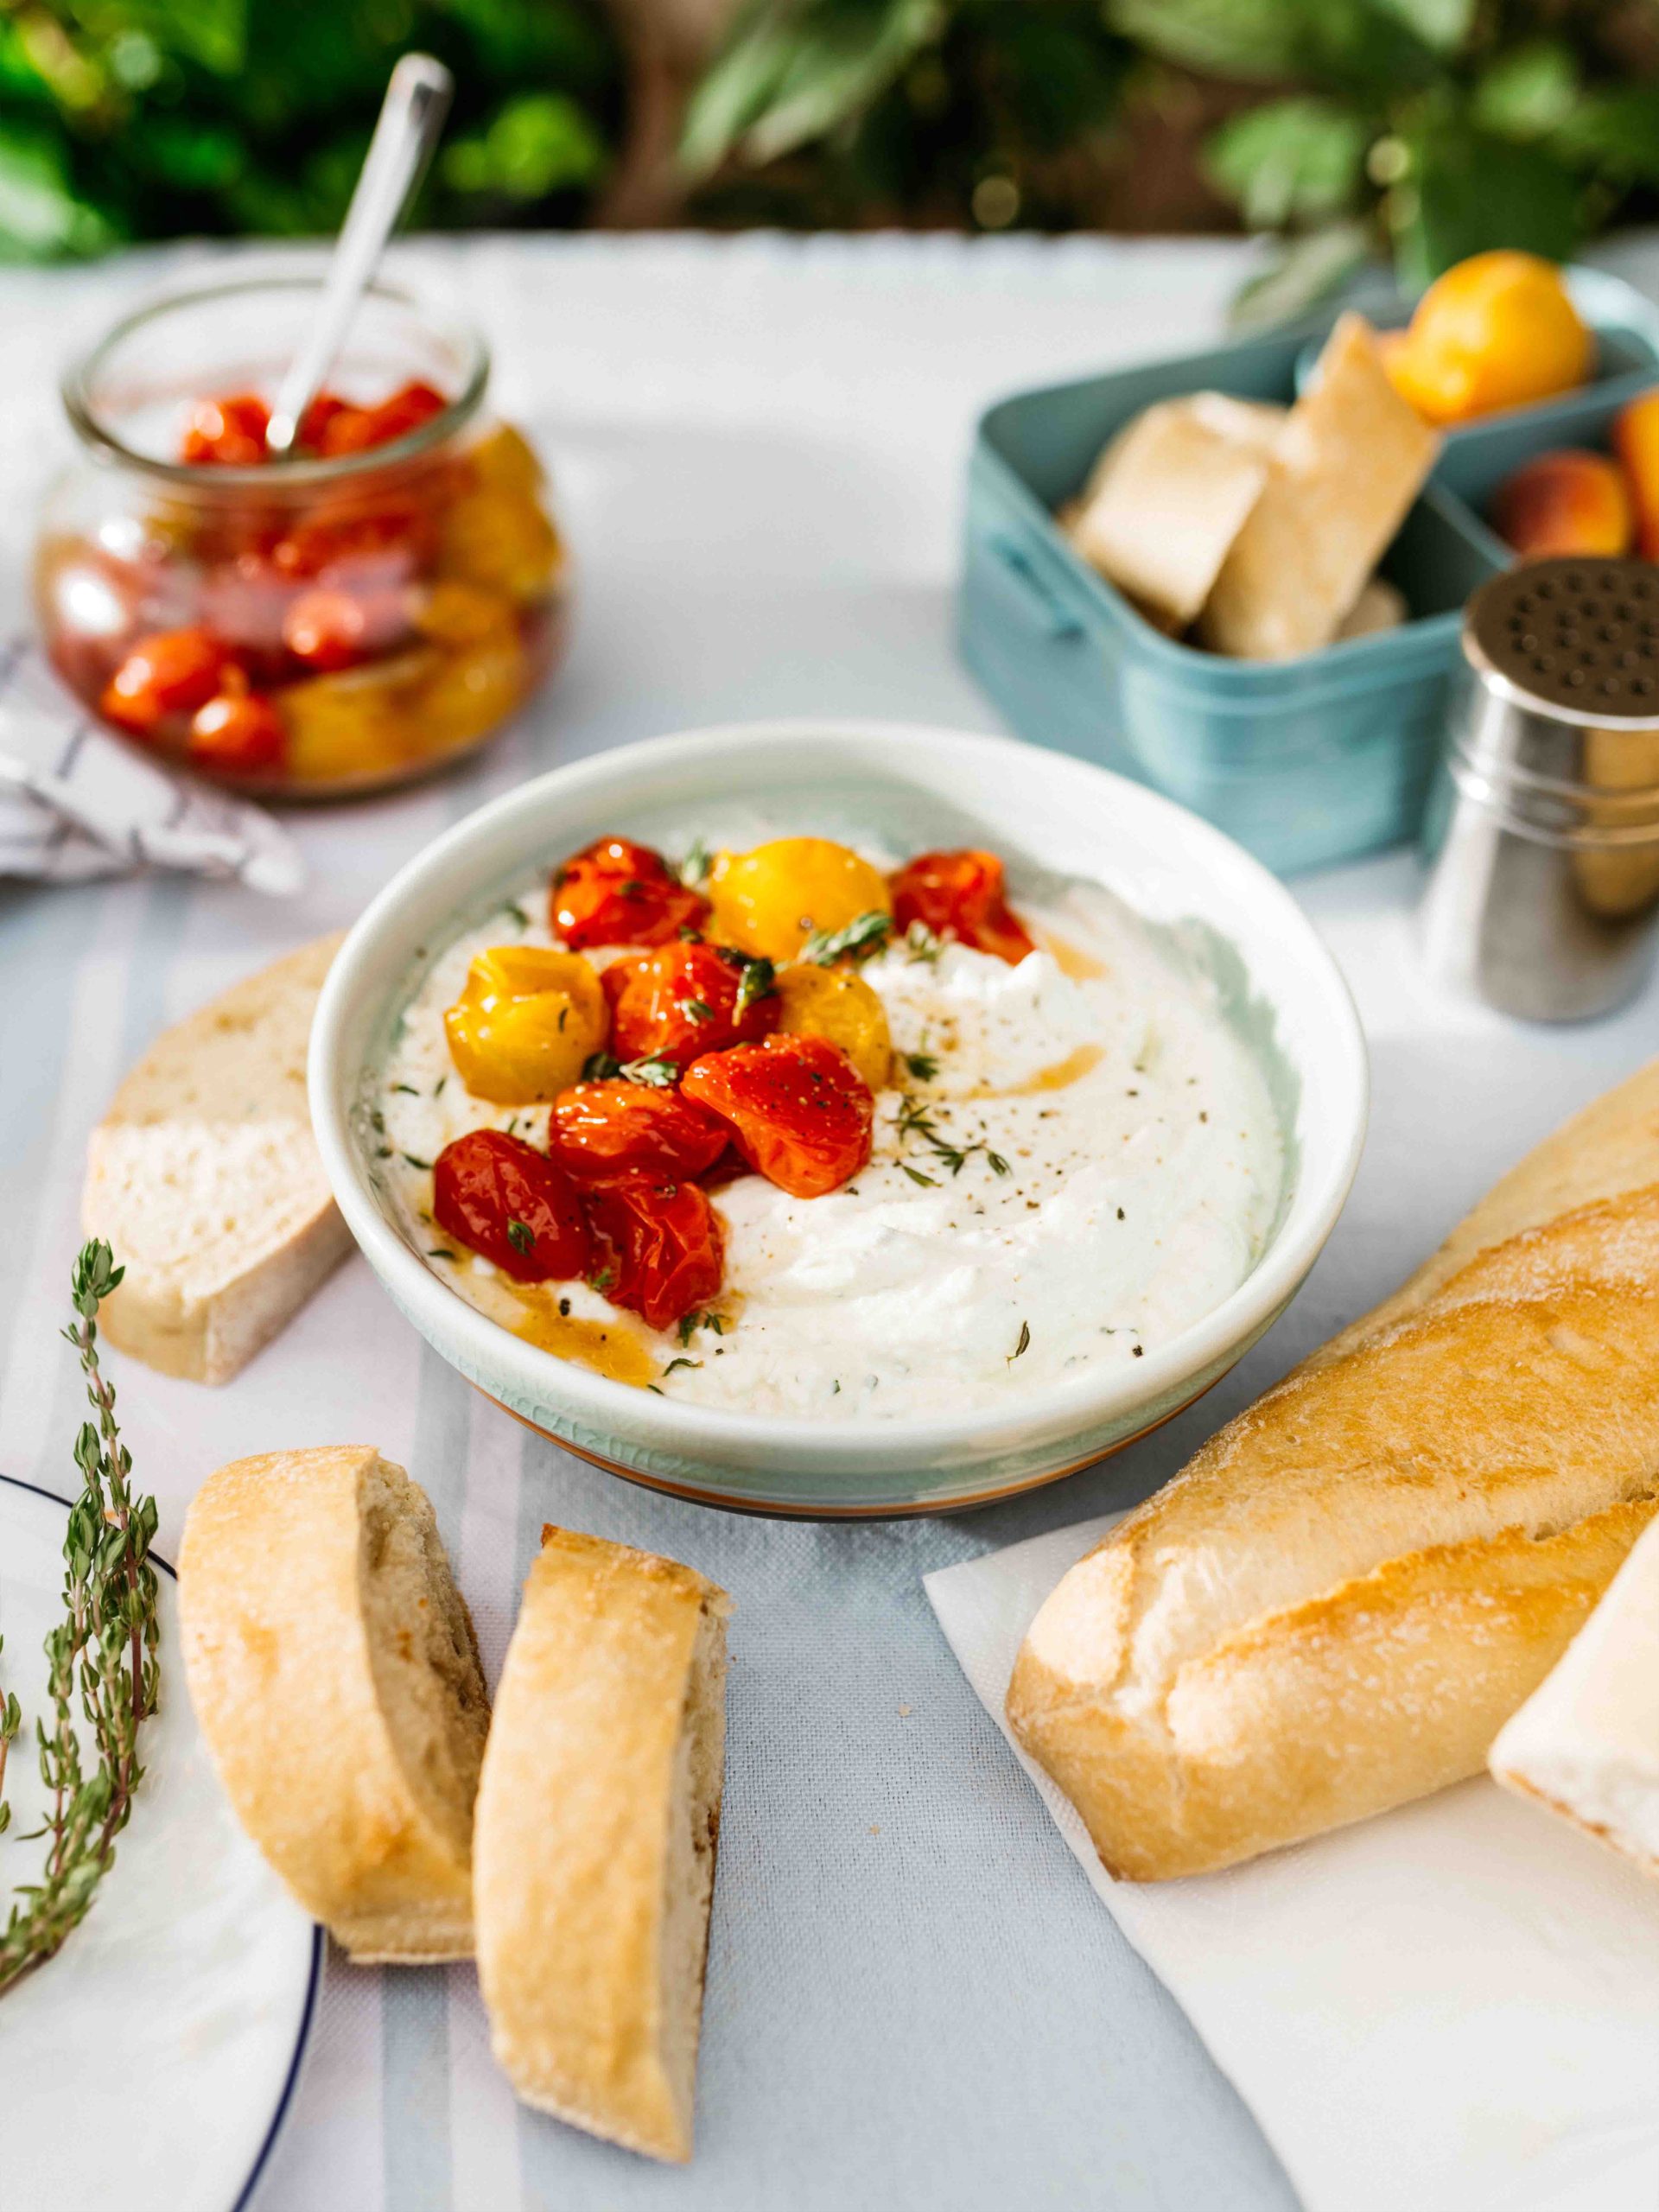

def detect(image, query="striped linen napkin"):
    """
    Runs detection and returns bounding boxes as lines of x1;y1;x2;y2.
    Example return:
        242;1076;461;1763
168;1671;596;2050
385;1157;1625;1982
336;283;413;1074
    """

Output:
0;636;303;895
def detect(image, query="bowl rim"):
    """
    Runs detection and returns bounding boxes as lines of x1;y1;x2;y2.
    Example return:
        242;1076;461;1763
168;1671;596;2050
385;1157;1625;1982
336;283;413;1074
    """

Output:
309;718;1369;1468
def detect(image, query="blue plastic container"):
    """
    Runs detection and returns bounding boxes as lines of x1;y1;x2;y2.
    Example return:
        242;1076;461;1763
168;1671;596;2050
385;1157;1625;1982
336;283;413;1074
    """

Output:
958;268;1659;875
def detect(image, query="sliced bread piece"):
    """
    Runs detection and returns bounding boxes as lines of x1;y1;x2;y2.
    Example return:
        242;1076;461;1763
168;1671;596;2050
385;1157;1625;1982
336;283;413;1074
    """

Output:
82;932;350;1383
474;1526;732;2163
179;1446;490;1961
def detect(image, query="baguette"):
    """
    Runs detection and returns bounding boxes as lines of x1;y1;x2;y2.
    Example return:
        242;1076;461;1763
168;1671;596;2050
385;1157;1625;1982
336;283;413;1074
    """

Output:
1007;1058;1659;1881
82;933;351;1383
180;1446;490;1960
1490;1511;1659;1878
474;1527;731;2163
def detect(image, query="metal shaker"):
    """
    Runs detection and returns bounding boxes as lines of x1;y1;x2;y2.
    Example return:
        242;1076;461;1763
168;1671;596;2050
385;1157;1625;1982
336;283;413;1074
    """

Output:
1419;555;1659;1020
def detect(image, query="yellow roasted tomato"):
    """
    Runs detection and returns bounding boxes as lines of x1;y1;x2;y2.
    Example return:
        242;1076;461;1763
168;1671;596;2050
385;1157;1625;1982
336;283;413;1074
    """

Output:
444;946;607;1104
709;837;893;963
772;964;893;1092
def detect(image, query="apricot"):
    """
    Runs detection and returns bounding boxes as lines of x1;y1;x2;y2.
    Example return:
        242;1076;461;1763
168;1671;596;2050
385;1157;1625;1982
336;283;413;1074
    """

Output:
1614;391;1659;561
772;964;893;1092
708;838;893;963
1384;251;1590;426
1490;449;1633;561
445;945;607;1104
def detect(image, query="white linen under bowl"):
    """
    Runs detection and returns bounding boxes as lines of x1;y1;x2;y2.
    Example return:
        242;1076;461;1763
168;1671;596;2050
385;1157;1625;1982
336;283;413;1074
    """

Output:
308;721;1367;1516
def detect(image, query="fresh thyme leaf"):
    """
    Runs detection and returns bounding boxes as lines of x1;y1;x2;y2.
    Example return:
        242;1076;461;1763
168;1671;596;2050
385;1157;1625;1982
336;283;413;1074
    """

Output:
1009;1319;1031;1362
987;1151;1010;1176
370;1109;385;1132
582;1051;623;1083
426;1248;457;1261
677;1313;696;1346
680;997;715;1023
502;901;531;929
678;837;712;887
391;1082;419;1096
663;1357;703;1376
506;1219;536;1255
434;1075;447;1096
375;1146;392;1160
620;1054;680;1088
902;1163;938;1187
731;953;776;1016
647;1384;665;1395
587;1266;616;1294
903;1051;939;1082
0;1242;158;1997
803;910;892;966
402;1153;432;1172
903;921;944;964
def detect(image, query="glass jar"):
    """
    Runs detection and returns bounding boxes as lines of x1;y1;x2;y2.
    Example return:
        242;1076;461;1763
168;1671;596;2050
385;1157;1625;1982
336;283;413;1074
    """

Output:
35;272;569;798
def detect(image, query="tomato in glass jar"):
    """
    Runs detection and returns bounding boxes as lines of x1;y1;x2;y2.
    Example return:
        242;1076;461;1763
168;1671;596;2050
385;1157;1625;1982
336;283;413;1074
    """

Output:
180;393;270;467
683;1033;874;1198
550;837;709;950
548;1080;729;1185
607;941;780;1070
314;380;448;456
432;1128;591;1282
584;1173;725;1331
188;690;285;774
99;626;233;734
888;849;1035;966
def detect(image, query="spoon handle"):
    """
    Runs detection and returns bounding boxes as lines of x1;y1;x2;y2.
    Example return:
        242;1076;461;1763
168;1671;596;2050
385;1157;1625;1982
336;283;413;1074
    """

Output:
265;53;454;457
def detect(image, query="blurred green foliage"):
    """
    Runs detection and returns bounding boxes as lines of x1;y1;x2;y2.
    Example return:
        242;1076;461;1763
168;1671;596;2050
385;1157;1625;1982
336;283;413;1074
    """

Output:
0;0;621;259
685;0;1659;314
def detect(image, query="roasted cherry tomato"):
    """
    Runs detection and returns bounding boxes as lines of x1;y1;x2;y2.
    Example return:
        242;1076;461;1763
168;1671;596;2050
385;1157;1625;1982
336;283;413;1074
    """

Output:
282;588;381;671
296;391;350;452
708;836;892;963
608;940;781;1071
888;849;1035;966
188;690;286;774
772;963;892;1091
683;1033;874;1198
584;1173;725;1330
550;836;710;951
180;392;270;466
433;1128;591;1282
318;380;448;456
99;627;233;734
445;947;608;1105
549;1080;729;1185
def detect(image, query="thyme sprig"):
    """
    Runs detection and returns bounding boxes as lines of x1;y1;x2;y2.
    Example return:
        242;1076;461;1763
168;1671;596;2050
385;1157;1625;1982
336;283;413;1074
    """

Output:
802;910;891;965
895;1094;1010;1180
0;1242;159;1998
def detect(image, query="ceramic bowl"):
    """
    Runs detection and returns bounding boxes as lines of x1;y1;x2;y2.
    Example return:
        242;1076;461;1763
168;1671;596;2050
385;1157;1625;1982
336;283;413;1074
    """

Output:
308;720;1367;1516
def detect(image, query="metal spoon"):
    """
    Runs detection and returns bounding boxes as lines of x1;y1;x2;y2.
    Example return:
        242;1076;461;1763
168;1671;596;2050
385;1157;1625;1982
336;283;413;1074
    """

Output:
264;52;454;459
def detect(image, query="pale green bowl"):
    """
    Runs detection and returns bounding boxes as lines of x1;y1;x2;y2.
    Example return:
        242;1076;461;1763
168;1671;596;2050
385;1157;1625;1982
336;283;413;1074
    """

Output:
308;721;1367;1516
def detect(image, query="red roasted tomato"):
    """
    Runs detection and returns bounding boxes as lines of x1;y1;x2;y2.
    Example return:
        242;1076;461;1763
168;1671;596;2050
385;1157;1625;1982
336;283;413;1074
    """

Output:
99;627;235;734
180;392;270;466
608;941;780;1071
549;1081;729;1185
683;1033;873;1198
888;849;1035;966
433;1128;591;1282
188;690;286;774
585;1173;725;1331
550;837;709;951
315;380;448;456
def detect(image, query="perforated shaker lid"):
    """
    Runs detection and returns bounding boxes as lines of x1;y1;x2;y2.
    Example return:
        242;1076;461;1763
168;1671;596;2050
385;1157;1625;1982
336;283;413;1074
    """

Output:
1464;555;1659;727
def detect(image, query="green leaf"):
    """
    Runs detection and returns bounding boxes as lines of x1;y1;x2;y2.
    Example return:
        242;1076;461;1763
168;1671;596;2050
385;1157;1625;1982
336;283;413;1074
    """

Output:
683;0;941;177
1205;97;1368;230
1393;122;1585;289
1368;0;1473;56
440;91;607;202
1553;86;1659;189
1109;0;1436;89
1228;218;1374;330
0;125;111;259
1471;40;1580;143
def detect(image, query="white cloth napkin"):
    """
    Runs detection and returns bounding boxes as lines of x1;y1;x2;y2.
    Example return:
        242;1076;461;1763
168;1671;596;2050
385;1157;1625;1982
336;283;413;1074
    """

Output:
927;1516;1659;2212
0;638;303;894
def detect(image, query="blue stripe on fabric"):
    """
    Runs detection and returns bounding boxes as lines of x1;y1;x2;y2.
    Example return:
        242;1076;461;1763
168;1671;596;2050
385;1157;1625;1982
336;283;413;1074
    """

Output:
379;1342;475;2212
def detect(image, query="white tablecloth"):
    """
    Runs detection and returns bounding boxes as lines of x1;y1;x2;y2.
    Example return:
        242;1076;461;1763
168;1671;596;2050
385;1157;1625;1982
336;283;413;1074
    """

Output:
3;230;1659;2212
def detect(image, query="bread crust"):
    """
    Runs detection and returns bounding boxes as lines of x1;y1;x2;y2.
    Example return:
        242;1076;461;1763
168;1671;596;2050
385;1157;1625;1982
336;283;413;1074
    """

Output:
474;1527;731;2163
82;933;351;1383
179;1446;488;1959
1007;1059;1659;1881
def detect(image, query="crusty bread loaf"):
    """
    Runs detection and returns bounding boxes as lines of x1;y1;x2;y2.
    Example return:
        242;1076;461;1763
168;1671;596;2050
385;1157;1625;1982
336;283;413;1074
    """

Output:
180;1446;490;1960
1007;1058;1659;1881
82;933;350;1383
474;1527;731;2163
